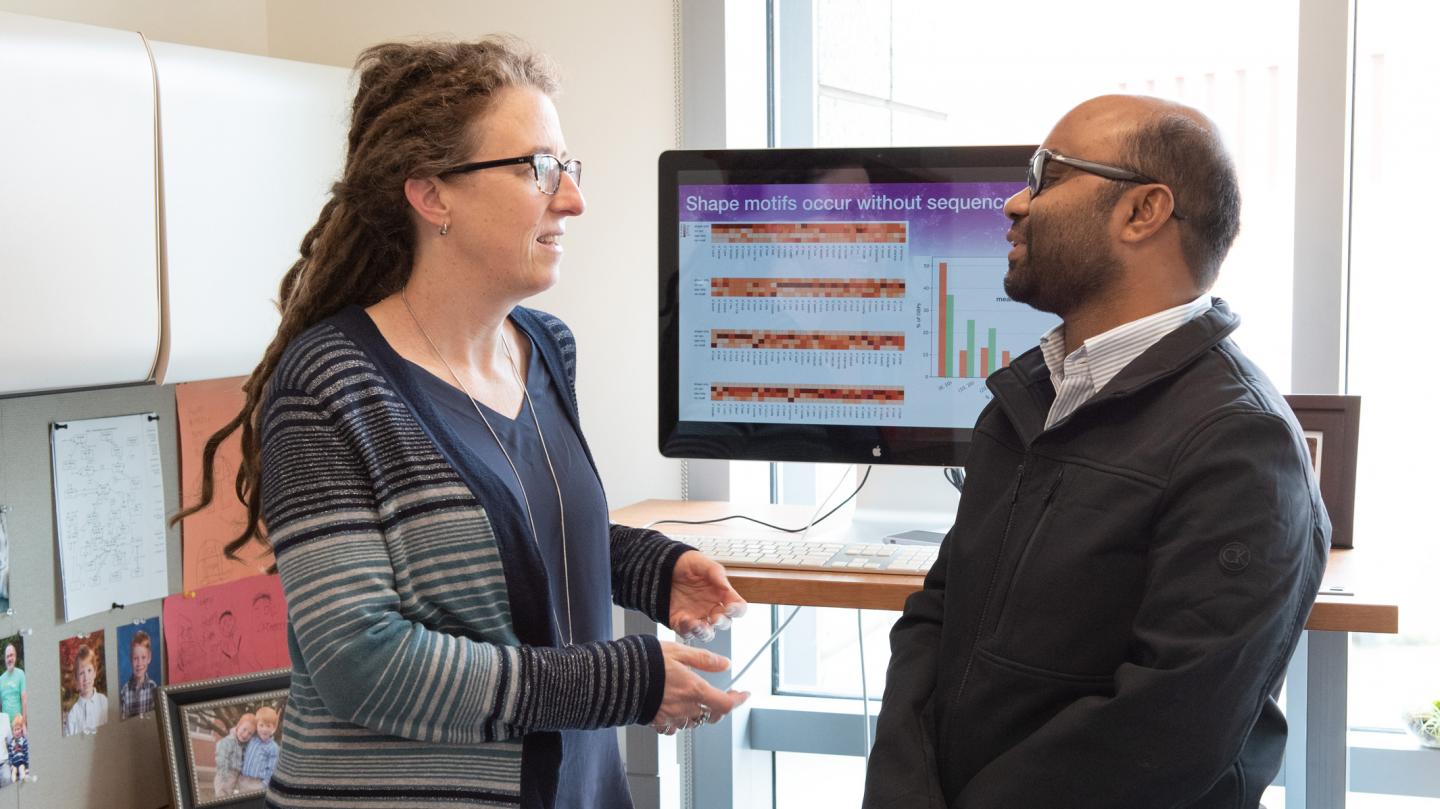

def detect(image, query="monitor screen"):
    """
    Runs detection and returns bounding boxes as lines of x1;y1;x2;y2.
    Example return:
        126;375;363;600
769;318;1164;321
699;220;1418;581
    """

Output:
658;146;1058;467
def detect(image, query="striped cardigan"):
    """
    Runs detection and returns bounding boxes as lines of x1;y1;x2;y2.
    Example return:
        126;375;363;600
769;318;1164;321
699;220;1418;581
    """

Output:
260;305;690;809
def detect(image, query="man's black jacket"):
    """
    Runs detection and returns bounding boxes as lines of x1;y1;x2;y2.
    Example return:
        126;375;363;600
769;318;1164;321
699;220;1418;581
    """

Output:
863;299;1329;809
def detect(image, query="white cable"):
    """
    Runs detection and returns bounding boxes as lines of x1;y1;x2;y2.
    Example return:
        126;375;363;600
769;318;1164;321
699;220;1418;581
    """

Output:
799;464;856;542
724;604;801;688
722;464;860;689
858;608;871;765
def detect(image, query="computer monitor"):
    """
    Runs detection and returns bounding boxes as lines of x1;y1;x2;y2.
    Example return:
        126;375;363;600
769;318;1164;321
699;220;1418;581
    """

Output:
658;145;1058;467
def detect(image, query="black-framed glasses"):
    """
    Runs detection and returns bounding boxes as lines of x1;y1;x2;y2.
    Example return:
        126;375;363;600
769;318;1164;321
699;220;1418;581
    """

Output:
1027;148;1185;220
438;153;582;195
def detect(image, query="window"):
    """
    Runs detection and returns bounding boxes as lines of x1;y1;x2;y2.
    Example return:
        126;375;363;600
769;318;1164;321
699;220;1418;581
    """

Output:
1345;0;1440;736
803;0;1299;379
773;0;1304;703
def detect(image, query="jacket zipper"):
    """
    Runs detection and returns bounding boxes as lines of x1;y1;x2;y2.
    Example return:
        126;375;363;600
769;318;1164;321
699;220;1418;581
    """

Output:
950;460;1027;704
988;467;1065;642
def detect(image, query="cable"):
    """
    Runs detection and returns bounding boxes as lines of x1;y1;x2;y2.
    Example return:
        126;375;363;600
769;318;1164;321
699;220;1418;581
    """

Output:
799;464;857;541
858;608;871;765
943;466;966;494
643;465;872;533
724;604;803;689
717;465;866;690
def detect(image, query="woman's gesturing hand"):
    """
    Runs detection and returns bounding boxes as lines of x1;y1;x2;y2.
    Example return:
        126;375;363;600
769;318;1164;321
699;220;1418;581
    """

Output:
669;550;747;643
649;641;750;735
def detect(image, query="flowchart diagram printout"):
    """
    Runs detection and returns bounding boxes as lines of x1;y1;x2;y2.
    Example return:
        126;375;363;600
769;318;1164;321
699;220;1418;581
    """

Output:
50;413;169;620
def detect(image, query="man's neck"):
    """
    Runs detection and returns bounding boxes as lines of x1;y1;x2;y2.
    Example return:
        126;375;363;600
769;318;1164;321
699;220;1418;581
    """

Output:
1061;290;1201;354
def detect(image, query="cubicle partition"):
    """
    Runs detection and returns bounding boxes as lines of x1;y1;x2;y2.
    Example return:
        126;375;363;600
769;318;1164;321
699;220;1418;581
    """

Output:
0;12;350;808
151;42;348;384
0;11;349;397
0;13;160;395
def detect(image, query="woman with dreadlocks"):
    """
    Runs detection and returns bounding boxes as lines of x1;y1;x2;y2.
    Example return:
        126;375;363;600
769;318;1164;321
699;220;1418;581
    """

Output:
176;37;747;809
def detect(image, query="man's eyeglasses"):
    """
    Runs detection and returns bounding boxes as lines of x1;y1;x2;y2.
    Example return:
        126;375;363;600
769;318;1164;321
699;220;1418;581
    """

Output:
1027;148;1185;220
438;153;582;195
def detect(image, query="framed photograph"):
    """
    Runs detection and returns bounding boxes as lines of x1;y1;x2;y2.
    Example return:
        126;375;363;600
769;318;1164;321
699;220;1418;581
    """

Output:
1284;394;1361;549
158;668;290;809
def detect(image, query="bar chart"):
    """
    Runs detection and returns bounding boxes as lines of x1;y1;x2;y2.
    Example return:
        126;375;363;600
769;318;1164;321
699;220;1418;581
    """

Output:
930;258;1040;379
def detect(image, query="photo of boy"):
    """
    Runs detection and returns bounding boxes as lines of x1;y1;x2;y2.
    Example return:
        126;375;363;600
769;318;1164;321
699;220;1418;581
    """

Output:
235;705;279;791
6;715;26;783
212;712;254;797
117;619;162;720
59;631;108;737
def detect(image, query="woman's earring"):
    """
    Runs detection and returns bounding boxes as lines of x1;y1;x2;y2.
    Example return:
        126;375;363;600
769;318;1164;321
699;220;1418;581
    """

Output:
439;221;450;236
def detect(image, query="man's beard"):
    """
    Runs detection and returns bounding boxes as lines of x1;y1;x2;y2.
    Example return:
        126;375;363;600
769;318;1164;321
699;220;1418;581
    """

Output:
1003;202;1121;316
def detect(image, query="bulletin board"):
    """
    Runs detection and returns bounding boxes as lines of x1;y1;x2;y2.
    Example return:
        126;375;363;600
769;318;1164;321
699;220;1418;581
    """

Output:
0;383;184;809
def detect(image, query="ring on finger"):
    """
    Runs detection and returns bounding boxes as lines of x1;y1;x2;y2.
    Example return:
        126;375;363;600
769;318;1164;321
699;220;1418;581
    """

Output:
698;703;713;724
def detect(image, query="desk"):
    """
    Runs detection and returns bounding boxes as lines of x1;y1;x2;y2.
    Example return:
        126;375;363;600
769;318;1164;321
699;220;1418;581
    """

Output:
613;499;1400;809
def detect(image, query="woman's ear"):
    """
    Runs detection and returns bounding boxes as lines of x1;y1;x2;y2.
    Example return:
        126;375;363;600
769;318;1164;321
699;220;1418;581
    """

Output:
403;176;450;230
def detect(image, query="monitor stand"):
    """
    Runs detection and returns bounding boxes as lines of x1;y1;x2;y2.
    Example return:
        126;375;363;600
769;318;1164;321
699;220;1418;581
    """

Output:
845;464;959;545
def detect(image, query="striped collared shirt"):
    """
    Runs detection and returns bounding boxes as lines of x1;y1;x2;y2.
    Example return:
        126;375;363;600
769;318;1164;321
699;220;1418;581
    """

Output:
1040;295;1212;429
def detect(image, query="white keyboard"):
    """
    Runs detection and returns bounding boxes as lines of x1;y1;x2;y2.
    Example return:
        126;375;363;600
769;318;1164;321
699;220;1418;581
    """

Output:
687;535;938;575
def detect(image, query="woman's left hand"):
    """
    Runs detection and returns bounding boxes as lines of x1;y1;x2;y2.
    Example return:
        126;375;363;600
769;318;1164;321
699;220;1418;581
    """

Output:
669;550;747;643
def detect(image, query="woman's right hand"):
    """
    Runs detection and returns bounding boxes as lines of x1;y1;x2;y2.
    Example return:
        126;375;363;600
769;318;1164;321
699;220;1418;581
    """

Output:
650;641;749;735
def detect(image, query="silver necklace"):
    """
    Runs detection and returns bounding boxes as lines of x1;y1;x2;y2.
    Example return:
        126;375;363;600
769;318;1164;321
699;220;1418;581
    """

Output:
401;291;575;646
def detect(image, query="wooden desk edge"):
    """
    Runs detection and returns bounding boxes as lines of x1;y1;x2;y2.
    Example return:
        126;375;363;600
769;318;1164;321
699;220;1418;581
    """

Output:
614;500;1399;634
723;569;1397;633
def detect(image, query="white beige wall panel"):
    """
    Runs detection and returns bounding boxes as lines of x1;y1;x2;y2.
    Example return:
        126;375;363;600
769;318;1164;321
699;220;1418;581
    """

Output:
0;12;159;395
151;41;348;383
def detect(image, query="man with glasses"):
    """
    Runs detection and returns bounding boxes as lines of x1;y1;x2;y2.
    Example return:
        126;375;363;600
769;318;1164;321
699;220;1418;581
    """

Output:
864;95;1328;809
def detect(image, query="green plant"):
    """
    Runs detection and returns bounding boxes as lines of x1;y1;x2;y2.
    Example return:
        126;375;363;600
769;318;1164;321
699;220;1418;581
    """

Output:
1402;699;1440;748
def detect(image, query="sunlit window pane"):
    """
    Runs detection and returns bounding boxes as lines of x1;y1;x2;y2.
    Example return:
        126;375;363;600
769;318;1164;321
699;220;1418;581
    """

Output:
1345;0;1440;734
788;0;1301;705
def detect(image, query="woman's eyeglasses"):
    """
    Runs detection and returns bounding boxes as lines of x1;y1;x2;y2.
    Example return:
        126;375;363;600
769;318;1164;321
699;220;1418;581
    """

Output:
438;153;582;195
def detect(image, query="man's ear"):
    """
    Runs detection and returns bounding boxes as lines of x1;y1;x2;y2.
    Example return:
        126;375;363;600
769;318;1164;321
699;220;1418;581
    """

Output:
1119;184;1179;244
403;176;450;230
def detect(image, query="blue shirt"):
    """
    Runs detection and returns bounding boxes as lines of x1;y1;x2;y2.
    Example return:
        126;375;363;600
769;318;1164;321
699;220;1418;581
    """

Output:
241;736;279;784
412;328;630;809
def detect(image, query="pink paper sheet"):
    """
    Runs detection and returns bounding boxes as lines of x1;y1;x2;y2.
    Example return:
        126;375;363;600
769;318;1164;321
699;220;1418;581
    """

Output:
163;575;288;683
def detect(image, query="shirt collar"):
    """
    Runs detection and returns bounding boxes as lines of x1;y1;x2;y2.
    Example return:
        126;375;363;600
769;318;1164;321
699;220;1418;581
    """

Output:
1040;294;1212;395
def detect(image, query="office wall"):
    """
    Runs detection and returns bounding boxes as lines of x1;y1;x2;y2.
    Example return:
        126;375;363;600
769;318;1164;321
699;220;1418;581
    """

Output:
0;0;267;54
265;0;685;509
0;3;682;806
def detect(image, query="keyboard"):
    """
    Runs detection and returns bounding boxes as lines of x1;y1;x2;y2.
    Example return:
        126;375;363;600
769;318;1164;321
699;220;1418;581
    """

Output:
686;535;938;575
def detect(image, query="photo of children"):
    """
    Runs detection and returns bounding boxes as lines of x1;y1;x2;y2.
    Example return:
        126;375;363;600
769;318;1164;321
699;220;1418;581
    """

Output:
180;689;287;805
59;630;108;736
0;634;26;789
116;618;162;720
